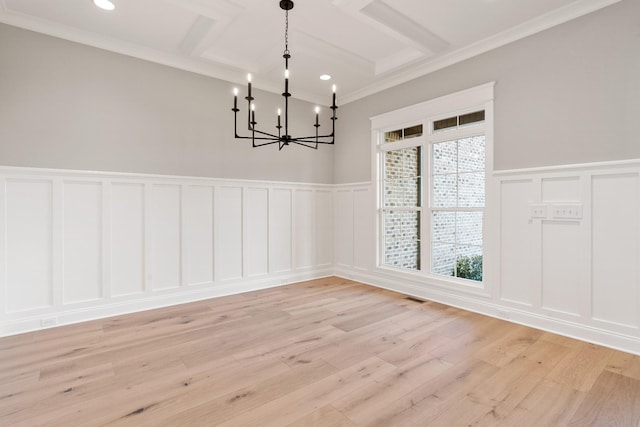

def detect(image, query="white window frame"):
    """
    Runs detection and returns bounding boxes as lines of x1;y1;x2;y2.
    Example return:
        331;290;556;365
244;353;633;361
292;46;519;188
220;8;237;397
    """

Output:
371;82;495;295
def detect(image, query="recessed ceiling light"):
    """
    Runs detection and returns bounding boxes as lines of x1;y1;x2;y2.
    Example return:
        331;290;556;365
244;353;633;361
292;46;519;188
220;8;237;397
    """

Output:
93;0;115;11
320;74;331;81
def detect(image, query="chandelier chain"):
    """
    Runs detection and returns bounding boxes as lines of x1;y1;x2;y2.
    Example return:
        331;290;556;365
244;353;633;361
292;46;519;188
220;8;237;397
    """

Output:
284;10;290;56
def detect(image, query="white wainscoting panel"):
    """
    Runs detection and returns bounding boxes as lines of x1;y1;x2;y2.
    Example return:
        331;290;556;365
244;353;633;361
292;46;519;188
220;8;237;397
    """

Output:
499;179;535;306
63;181;102;304
184;185;214;286
6;179;53;312
215;186;243;281
591;173;639;328
270;188;292;274
0;167;333;336
151;184;182;290
111;183;145;297
3;162;640;355
334;189;355;268
245;187;269;277
293;189;314;270
541;220;581;316
315;190;333;267
335;161;640;355
353;188;373;271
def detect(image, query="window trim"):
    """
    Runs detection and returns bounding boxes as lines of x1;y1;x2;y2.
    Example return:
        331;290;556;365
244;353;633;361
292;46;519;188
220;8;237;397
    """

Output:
371;82;495;295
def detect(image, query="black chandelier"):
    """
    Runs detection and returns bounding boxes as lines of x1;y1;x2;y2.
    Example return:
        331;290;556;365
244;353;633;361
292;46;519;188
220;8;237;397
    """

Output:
232;0;337;150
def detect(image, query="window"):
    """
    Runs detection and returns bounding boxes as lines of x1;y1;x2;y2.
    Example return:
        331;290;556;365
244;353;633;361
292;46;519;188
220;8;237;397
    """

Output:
431;136;485;280
373;83;493;288
381;125;423;270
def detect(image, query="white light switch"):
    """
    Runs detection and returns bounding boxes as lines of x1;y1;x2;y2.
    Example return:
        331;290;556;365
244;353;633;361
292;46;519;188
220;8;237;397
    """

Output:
551;204;583;219
530;204;547;219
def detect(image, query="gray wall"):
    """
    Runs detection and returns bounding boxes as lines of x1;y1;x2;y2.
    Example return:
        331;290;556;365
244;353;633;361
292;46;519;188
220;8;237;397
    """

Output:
0;24;334;184
334;0;640;184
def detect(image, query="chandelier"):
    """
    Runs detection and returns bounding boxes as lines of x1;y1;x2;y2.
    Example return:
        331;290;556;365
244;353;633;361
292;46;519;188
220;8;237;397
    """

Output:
232;0;337;150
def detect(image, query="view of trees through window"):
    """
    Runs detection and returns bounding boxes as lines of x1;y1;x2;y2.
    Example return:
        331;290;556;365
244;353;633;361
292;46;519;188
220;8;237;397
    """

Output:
431;136;485;281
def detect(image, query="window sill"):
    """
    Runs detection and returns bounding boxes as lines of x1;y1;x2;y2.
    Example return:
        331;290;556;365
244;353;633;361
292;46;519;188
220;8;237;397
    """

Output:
374;264;490;298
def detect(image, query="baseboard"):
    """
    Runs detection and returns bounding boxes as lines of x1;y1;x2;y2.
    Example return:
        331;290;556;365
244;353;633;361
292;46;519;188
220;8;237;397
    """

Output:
0;269;333;337
334;268;640;356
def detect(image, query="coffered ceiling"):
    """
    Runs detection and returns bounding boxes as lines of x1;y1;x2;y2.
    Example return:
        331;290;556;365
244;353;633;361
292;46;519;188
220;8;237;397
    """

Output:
0;0;620;105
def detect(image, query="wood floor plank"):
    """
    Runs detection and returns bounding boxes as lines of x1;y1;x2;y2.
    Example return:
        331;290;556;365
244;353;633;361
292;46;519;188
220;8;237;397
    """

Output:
217;356;395;427
107;359;335;426
474;324;543;367
496;378;587;427
606;349;640;380
360;358;499;426
332;353;454;425
1;277;639;426
546;341;616;392
286;405;357;427
568;370;640;427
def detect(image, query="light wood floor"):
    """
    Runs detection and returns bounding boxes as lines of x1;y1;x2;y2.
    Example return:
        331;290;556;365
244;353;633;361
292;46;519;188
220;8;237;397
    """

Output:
2;277;640;426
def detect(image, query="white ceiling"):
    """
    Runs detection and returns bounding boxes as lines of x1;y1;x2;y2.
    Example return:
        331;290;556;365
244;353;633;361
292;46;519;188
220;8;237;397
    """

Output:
0;0;621;105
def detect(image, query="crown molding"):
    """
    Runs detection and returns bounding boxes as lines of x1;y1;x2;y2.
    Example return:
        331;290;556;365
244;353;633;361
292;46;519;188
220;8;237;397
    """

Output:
340;0;623;104
0;0;622;106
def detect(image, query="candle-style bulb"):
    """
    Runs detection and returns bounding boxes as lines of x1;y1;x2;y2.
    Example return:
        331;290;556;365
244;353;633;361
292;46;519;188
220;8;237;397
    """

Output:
331;84;337;108
251;103;255;111
315;106;320;114
285;69;289;79
247;73;252;82
233;87;238;96
277;108;281;116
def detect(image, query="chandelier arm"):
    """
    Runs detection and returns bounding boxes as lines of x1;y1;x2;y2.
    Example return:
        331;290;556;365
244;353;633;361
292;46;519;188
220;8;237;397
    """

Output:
252;139;281;147
290;140;333;146
288;132;335;140
289;140;319;149
291;138;334;144
234;135;280;141
248;128;280;139
234;109;279;140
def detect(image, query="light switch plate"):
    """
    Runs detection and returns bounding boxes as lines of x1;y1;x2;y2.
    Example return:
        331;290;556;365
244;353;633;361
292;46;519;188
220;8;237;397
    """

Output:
551;204;583;219
530;204;547;219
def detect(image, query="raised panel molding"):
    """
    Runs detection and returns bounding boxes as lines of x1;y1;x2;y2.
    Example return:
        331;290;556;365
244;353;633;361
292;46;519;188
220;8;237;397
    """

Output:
184;185;214;285
334;189;355;268
151;184;182;290
0;167;333;336
499;179;535;306
293;189;315;270
215;186;243;281
2;162;640;355
5;179;54;312
270;188;292;274
63;181;103;304
337;160;640;355
315;190;333;267
245;187;269;277
541;220;581;316
591;173;639;328
111;182;145;297
353;188;372;271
